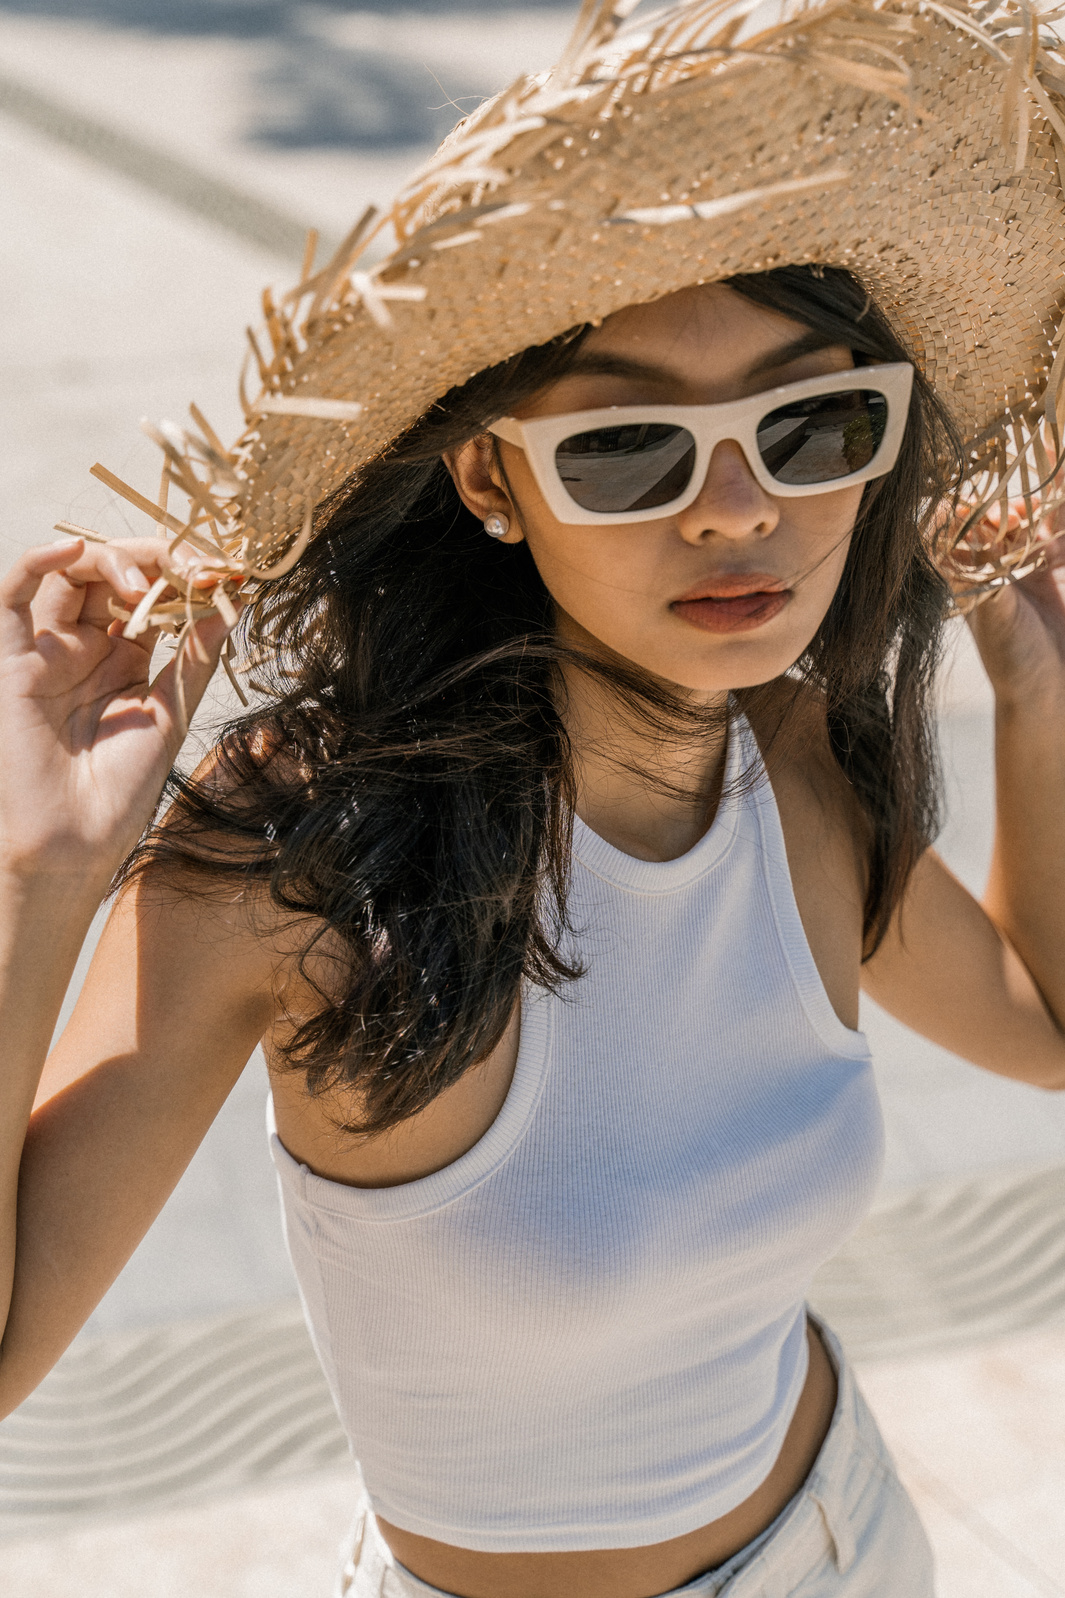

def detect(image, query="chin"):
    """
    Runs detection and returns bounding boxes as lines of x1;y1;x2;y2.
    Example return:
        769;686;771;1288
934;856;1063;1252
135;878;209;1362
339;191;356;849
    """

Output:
654;642;812;696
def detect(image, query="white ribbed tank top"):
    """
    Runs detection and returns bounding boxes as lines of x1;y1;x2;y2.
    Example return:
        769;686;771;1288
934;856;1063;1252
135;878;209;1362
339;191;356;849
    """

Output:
268;718;882;1552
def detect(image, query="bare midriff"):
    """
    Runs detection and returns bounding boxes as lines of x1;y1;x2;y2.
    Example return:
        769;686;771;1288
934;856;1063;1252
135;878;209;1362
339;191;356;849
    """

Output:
376;1319;837;1598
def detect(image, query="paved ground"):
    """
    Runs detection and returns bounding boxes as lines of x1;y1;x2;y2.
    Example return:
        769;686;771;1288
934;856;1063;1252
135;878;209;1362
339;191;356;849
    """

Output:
2;4;1065;1592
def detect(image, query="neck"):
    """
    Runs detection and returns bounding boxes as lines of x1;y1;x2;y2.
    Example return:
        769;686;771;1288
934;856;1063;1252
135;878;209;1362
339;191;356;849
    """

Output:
555;620;729;863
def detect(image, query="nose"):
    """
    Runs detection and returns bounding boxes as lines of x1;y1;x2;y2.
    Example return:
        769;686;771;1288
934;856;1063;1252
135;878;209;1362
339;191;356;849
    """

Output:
675;439;779;545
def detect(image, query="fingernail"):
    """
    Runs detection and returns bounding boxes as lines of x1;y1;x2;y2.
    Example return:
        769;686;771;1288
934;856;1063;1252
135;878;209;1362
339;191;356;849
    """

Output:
125;566;149;594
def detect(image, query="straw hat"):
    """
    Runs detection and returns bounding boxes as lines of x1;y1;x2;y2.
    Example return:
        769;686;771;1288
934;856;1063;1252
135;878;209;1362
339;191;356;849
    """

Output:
71;0;1065;644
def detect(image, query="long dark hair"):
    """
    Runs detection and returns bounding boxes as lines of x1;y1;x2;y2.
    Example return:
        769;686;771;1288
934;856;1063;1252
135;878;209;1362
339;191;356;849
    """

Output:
122;266;961;1134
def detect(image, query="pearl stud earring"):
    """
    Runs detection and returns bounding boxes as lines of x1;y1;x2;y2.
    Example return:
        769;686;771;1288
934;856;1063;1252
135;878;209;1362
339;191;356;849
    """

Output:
483;513;510;540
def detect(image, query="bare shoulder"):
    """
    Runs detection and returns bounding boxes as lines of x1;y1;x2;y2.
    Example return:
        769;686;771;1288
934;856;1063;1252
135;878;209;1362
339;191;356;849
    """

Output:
38;732;320;1108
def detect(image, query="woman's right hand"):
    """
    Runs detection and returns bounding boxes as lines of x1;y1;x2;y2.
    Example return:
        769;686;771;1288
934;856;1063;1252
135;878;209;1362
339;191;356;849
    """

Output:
0;536;237;884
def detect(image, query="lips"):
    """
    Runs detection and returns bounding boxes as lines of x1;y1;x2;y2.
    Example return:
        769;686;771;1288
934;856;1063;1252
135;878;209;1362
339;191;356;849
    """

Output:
671;573;791;634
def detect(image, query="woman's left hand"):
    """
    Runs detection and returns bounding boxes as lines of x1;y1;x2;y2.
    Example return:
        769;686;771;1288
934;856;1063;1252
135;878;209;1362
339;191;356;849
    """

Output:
960;507;1065;707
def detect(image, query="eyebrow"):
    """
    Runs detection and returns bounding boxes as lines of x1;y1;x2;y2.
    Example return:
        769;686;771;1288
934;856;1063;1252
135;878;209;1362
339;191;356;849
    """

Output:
563;331;844;387
746;330;846;377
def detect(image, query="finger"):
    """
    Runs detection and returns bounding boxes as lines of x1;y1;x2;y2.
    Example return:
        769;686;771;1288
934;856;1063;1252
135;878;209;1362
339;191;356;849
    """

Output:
81;535;231;588
146;608;236;740
0;539;87;650
43;538;160;598
32;543;168;636
107;615;165;657
163;541;232;587
53;538;236;632
0;538;88;607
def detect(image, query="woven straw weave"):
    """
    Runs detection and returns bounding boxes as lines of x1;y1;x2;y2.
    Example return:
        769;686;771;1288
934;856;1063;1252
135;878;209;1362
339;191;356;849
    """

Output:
84;0;1065;629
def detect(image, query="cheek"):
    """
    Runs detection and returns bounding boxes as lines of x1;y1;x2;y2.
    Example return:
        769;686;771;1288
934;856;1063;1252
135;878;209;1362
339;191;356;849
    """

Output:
520;524;667;641
508;469;663;631
787;488;862;595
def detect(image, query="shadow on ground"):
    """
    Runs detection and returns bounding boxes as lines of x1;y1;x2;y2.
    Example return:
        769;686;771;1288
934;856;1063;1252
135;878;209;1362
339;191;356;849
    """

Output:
0;1;573;31
256;29;483;148
0;1;580;147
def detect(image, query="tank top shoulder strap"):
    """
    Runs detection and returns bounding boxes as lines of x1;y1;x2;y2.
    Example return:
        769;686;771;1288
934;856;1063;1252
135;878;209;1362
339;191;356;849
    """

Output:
731;708;869;1060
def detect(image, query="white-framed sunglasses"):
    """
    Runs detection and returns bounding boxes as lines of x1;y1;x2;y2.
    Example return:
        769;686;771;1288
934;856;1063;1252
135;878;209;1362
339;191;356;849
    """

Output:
488;363;914;525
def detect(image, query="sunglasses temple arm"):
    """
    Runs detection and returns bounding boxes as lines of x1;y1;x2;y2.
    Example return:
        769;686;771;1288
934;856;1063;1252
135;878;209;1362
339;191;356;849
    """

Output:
487;418;525;447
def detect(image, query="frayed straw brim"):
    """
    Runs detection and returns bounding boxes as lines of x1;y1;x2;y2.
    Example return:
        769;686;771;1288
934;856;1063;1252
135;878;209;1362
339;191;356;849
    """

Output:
74;0;1065;628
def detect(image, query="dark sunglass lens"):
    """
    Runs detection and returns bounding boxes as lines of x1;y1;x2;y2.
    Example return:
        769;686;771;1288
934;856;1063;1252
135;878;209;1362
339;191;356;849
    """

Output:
554;423;697;514
757;390;888;485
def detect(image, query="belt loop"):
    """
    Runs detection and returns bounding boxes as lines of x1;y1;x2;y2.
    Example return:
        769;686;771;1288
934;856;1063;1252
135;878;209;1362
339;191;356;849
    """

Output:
334;1506;367;1598
810;1486;856;1574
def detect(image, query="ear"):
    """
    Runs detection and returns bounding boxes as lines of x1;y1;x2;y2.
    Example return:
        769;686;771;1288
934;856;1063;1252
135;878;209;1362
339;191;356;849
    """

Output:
442;435;525;543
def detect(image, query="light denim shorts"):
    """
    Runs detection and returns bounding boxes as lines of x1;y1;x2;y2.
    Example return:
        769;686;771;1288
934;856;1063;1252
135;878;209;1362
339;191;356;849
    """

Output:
334;1318;934;1598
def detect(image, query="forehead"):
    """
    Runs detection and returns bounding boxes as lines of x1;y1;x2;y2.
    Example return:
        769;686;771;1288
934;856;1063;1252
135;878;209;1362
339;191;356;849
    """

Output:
582;281;817;376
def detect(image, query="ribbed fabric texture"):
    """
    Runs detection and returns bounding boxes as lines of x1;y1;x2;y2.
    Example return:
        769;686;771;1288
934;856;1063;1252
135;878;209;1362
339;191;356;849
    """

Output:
268;719;882;1552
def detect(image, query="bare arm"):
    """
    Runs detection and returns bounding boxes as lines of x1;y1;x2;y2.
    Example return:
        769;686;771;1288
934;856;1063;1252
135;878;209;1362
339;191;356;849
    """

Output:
863;554;1065;1088
976;560;1065;1034
3;880;278;1412
861;847;1065;1087
0;538;251;1413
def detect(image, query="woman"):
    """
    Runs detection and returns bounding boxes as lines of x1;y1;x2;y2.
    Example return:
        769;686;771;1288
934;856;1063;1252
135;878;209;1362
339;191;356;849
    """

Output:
3;2;1065;1595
